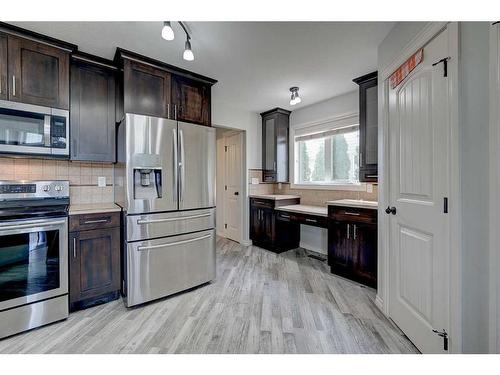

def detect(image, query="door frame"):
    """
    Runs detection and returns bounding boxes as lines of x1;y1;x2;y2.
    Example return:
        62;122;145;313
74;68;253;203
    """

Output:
215;128;246;244
489;21;500;354
378;22;462;353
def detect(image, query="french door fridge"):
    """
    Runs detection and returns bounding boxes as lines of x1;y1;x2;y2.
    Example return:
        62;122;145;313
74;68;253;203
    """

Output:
117;113;216;307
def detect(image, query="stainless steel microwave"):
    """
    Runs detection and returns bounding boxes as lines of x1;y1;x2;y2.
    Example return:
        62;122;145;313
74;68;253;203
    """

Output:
0;100;69;157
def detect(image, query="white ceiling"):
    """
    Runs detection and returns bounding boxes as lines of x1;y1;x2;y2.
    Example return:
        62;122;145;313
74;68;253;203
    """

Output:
10;22;394;113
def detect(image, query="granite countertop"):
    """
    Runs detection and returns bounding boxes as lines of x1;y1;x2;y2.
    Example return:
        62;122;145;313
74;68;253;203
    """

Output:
249;194;301;200
69;203;122;215
275;204;328;217
327;199;378;210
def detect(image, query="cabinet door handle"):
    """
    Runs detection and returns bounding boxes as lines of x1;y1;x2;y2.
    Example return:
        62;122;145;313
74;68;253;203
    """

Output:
305;218;316;223
353;224;357;240
359;152;363;167
347;223;350;239
174;104;178;119
12;75;16;96
0;76;2;94
73;237;77;258
83;219;109;224
280;214;290;219
344;211;360;216
167;103;170;119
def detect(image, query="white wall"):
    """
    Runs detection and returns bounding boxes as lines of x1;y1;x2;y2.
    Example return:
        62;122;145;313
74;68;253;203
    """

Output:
289;91;359;254
377;21;492;353
212;100;261;245
459;22;490;353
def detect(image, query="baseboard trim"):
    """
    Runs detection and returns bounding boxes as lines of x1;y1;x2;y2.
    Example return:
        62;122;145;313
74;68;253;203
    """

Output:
375;295;385;314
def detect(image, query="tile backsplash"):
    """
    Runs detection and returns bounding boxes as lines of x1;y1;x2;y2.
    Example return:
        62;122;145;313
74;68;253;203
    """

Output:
0;157;114;204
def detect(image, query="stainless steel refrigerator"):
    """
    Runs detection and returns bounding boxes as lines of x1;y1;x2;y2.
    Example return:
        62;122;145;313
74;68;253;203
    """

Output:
115;113;216;307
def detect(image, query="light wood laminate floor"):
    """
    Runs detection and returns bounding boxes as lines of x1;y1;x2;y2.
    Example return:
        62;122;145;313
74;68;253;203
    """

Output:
0;237;418;354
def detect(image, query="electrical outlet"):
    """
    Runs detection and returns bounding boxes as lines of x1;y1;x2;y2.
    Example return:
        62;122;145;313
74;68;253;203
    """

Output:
366;184;373;193
98;176;106;187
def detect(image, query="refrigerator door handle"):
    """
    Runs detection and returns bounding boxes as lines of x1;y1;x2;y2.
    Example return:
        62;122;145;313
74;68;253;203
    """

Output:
179;129;186;202
172;128;178;203
137;234;212;251
136;213;212;225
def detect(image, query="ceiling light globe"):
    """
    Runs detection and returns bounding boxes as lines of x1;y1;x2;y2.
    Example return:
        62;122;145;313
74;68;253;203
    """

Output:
183;40;194;61
162;22;175;41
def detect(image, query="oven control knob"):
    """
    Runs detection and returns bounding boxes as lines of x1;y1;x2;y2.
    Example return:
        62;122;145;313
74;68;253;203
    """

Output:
42;185;51;192
55;185;63;192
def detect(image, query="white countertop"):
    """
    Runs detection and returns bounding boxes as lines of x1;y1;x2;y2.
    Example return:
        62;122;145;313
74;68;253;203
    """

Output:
69;203;122;215
249;194;301;201
327;199;378;210
275;204;328;217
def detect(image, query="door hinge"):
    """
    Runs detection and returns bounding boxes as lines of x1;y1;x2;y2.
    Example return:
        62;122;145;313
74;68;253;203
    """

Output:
225;146;228;152
432;57;451;77
432;329;449;351
443;197;448;213
224;223;227;229
225;185;227;191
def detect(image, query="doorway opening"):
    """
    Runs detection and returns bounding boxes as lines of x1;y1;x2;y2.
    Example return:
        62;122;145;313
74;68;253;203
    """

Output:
216;128;246;243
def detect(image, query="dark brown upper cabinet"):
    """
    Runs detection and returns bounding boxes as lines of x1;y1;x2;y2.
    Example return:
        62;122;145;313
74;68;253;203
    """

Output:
172;75;211;126
123;59;171;119
70;55;116;162
353;71;378;182
260;108;291;183
114;48;216;125
0;33;7;100
7;35;70;109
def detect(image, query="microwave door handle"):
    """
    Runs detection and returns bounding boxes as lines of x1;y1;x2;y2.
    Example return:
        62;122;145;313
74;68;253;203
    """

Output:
44;115;51;147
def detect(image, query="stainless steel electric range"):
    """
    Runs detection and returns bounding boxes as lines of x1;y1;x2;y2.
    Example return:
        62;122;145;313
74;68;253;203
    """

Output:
0;180;70;339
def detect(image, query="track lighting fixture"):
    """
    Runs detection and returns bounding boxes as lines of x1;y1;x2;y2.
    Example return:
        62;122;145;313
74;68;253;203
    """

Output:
161;21;175;41
162;21;195;61
290;87;301;105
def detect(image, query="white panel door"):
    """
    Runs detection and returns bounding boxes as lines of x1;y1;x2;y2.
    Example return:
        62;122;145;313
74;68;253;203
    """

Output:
388;28;451;353
224;132;243;242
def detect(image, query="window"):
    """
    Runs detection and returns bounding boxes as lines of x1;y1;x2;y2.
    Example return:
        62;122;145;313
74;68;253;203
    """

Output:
294;124;360;186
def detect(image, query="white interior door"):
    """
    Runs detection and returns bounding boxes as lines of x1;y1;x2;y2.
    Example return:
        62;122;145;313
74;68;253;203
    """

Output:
224;132;243;242
388;27;451;353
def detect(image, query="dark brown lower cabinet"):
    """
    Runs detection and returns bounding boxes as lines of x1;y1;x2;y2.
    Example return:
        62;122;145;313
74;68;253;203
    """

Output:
69;212;121;312
249;197;300;252
328;206;377;287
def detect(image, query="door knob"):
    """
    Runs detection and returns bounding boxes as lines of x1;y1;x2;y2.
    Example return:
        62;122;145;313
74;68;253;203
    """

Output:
385;206;397;215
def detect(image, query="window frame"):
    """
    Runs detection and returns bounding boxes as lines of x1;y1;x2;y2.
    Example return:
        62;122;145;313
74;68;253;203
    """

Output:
289;111;367;191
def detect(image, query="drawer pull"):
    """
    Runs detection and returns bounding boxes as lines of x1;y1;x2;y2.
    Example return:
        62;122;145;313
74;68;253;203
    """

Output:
365;175;378;178
343;212;361;216
305;218;316;223
137;234;212;251
137;213;211;225
83;219;109;224
280;214;291;219
73;237;77;258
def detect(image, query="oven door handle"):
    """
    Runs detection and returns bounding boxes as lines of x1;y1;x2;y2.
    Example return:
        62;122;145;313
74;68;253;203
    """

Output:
0;219;66;232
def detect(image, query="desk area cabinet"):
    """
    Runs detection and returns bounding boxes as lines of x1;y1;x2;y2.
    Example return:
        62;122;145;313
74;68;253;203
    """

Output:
328;205;377;287
249;195;378;288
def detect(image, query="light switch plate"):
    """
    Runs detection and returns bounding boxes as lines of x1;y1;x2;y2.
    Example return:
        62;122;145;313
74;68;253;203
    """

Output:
366;183;373;193
98;176;106;187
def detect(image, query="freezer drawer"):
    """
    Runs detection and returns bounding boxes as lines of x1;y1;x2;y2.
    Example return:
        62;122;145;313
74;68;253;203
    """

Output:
125;229;216;307
126;208;215;242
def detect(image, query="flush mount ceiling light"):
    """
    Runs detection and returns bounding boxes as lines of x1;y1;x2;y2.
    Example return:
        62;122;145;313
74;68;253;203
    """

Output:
162;21;195;61
290;87;301;106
